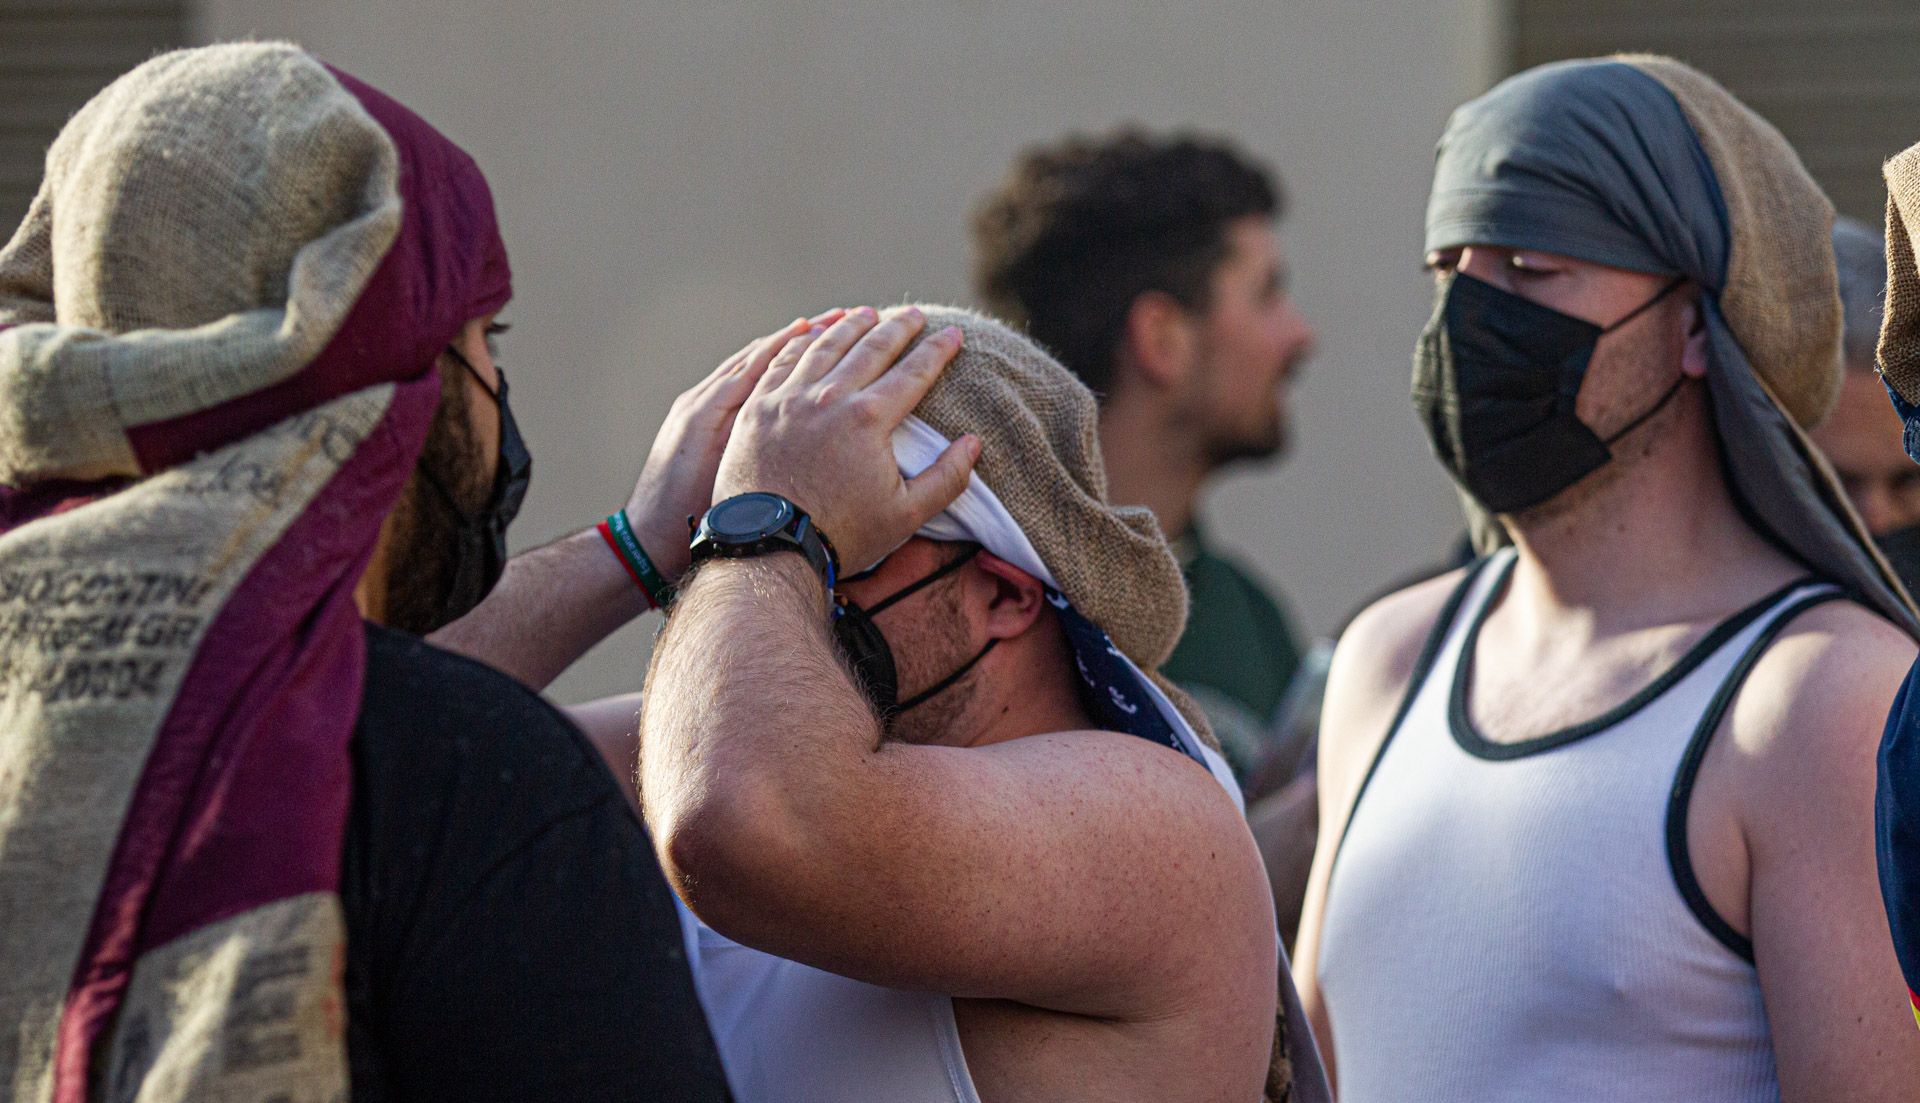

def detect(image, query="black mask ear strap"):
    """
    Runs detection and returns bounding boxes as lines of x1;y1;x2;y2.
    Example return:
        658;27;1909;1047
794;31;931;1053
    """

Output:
1595;277;1693;448
1603;372;1690;447
444;343;502;402
895;638;1000;713
1602;276;1687;335
866;545;983;616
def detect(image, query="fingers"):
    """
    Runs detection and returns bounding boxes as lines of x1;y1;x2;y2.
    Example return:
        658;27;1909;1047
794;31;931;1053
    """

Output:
681;318;799;403
756;324;828;394
824;306;929;391
730;318;814;390
747;310;847;386
786;306;881;386
863;324;963;420
901;434;982;529
695;309;845;398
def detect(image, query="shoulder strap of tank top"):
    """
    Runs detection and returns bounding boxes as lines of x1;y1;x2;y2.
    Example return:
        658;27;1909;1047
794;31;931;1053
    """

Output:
1665;580;1848;963
1448;568;1835;762
1326;552;1510;873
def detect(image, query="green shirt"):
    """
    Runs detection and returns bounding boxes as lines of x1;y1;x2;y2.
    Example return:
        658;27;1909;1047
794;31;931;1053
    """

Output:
1161;527;1304;783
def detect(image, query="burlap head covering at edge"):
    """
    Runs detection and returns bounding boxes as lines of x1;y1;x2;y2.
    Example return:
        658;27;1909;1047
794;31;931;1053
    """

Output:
1622;56;1915;627
1880;142;1920;406
0;46;403;483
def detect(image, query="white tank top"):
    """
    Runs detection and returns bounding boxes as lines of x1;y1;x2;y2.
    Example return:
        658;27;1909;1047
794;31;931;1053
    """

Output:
1317;549;1840;1103
677;740;1331;1103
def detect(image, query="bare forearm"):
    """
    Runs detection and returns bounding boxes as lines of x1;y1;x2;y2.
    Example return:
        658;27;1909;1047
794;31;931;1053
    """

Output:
429;526;650;689
639;555;877;904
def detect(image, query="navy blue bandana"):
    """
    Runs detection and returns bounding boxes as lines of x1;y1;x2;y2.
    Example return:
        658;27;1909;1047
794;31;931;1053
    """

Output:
1890;379;1920;465
1047;588;1203;766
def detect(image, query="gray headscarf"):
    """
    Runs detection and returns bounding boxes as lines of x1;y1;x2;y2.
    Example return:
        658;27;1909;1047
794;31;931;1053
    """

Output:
1425;56;1916;634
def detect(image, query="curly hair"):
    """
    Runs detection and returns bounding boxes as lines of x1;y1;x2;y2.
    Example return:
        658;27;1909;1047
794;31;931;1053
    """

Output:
970;128;1282;399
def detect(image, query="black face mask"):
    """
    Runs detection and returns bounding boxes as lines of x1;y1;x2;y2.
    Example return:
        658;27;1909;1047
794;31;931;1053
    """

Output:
1412;271;1687;515
1879;522;1920;598
832;545;999;721
416;346;532;631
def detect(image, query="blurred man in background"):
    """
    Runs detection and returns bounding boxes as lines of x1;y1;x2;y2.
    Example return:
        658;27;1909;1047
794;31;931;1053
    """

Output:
1813;217;1920;592
972;129;1317;784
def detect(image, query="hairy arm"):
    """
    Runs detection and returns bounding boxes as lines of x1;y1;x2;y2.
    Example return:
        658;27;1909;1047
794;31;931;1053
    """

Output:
641;554;1274;1019
1739;604;1920;1101
1290;569;1463;1089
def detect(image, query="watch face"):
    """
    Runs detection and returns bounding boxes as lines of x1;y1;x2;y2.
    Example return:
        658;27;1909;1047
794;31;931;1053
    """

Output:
710;492;794;541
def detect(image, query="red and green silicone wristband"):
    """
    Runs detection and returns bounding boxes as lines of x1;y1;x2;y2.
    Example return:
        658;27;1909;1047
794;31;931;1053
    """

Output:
598;509;672;610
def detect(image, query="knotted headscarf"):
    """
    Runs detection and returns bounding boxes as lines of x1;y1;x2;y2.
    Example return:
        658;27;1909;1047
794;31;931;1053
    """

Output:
0;43;509;1102
1426;55;1915;633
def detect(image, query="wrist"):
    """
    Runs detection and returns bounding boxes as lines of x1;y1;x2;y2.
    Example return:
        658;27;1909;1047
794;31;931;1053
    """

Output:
624;498;694;583
684;548;826;610
548;525;652;633
599;509;676;609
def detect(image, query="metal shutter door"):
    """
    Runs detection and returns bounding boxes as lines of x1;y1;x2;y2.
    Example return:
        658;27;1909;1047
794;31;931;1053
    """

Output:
1513;0;1920;222
0;1;186;231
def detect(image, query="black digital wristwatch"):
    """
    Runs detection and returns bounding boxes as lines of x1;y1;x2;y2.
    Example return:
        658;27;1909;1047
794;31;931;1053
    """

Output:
688;492;838;591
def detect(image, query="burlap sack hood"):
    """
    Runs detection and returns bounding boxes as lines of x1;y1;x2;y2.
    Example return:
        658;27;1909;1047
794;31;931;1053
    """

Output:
895;304;1217;747
1428;54;1917;634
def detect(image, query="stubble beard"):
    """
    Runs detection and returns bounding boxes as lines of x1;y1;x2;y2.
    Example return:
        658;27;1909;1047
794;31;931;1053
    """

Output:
381;366;489;636
1202;410;1289;470
880;586;984;748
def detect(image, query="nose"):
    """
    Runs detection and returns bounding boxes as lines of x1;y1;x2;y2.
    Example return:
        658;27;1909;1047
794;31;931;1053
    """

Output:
1456;247;1513;290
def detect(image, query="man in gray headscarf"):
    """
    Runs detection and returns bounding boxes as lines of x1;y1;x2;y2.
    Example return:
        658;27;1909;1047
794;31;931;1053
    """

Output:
1812;217;1920;590
1291;56;1920;1102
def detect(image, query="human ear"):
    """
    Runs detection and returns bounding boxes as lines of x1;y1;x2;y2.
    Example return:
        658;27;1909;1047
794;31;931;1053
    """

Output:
1679;292;1710;380
972;551;1047;640
1120;291;1200;392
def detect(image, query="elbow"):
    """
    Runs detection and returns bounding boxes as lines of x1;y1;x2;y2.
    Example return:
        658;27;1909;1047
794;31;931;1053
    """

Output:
652;772;809;934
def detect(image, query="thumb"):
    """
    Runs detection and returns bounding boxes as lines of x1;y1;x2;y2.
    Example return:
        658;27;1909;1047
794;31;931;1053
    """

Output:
901;435;981;529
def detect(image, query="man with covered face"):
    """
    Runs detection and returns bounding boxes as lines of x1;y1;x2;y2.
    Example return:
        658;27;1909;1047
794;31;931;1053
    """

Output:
638;305;1330;1102
1291;57;1920;1100
0;44;740;1101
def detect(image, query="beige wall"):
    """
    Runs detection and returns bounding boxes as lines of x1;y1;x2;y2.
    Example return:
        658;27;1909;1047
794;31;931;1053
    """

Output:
196;0;1503;704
